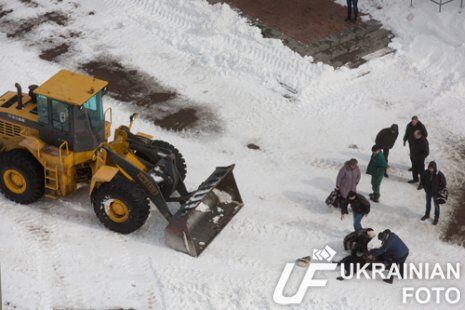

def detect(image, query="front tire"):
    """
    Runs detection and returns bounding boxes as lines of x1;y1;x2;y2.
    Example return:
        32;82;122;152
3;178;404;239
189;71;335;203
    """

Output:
138;140;187;180
91;176;150;234
0;149;44;204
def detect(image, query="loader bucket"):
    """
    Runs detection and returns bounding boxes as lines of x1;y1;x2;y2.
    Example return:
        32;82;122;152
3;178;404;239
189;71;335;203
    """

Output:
165;165;243;257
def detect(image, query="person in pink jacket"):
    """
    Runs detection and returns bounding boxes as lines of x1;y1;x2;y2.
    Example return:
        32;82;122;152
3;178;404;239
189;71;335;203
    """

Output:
336;158;361;209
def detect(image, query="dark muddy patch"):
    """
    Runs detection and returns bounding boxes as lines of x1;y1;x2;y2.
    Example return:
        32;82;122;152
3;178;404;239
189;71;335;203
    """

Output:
19;0;39;8
0;5;13;19
39;42;70;61
247;143;261;150
1;11;69;38
59;30;80;39
80;58;218;132
80;59;176;105
445;192;465;247
443;142;465;247
154;108;199;131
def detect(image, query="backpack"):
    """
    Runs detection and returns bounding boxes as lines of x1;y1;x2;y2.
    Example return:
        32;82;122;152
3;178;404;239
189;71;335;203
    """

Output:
325;190;342;208
437;188;449;205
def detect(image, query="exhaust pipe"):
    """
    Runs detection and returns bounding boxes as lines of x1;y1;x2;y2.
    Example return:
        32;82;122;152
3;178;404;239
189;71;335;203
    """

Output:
14;83;23;109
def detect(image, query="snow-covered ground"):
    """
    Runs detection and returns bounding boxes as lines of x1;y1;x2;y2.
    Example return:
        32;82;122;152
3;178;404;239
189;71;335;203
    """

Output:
0;0;464;309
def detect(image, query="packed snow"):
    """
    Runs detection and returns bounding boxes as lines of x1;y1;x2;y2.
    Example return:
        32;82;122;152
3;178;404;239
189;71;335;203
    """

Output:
196;202;211;213
213;188;233;204
0;0;464;309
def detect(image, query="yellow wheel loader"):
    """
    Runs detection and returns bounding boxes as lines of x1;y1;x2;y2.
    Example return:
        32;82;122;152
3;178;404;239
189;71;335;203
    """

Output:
0;70;243;257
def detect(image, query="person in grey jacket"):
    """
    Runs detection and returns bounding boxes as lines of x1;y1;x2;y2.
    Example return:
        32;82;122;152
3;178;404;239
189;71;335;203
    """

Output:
336;159;361;209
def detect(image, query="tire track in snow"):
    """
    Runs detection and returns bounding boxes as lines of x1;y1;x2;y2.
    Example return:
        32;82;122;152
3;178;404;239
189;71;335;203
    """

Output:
103;0;317;91
8;204;86;308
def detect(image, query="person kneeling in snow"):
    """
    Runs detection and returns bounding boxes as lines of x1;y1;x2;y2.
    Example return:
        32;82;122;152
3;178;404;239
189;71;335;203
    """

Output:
421;161;447;225
366;145;388;203
341;191;370;231
344;228;377;254
337;229;377;281
370;229;409;284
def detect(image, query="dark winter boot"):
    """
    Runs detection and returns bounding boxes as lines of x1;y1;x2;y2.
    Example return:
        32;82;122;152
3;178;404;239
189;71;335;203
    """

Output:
421;215;429;221
408;179;418;184
370;193;380;203
345;16;351;22
433;218;438;225
417;184;424;190
408;167;413;172
384;172;389;178
383;278;394;284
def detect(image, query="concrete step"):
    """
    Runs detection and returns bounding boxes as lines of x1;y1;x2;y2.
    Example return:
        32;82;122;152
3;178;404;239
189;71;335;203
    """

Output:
208;0;394;69
312;27;393;67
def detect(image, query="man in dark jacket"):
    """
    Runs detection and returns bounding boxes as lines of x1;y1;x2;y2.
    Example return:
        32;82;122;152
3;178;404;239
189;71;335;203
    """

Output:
409;130;429;189
341;191;370;231
421;161;447;225
403;116;428;171
376;124;399;177
370;229;409;284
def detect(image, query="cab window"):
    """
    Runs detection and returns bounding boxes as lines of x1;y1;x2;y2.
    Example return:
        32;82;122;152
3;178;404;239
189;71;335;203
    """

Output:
37;94;49;124
83;92;104;130
51;100;71;132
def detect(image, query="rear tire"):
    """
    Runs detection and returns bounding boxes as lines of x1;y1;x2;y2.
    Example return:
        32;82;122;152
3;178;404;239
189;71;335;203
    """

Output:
91;176;150;234
0;149;44;204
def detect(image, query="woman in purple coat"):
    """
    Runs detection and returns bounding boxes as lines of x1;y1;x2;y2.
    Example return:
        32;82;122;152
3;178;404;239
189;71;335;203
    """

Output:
336;158;361;209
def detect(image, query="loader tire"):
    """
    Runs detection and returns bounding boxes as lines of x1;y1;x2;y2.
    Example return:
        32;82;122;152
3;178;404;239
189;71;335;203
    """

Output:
91;176;150;234
0;149;44;204
138;140;187;180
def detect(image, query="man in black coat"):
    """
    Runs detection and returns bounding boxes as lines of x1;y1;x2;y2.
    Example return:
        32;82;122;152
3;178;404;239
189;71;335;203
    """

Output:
421;161;447;225
376;124;399;177
403;116;428;171
408;129;429;189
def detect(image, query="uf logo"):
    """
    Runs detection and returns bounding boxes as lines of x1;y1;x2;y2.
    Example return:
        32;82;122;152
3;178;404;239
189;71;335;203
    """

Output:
273;246;337;305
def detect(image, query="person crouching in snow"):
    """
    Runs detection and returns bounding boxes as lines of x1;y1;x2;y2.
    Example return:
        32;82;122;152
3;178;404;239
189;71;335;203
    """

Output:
341;191;370;231
421;161;447;225
370;229;409;284
337;229;377;281
366;145;388;203
336;158;361;211
343;228;377;254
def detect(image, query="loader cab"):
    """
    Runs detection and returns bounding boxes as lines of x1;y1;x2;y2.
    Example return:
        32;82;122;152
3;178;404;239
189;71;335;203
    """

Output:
34;70;108;152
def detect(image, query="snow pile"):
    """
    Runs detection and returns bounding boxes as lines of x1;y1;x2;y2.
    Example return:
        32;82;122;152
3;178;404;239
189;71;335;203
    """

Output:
196;202;211;213
213;188;233;203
